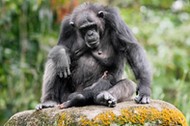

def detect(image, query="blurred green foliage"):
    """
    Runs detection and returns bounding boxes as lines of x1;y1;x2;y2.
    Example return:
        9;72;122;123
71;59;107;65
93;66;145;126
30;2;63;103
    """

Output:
0;0;190;125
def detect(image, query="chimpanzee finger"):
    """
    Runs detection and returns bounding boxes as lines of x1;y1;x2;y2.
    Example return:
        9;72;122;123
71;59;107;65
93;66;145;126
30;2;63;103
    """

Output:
142;96;150;104
141;96;148;104
67;67;71;76
64;69;67;78
147;97;150;103
59;72;63;78
36;104;43;110
134;95;142;103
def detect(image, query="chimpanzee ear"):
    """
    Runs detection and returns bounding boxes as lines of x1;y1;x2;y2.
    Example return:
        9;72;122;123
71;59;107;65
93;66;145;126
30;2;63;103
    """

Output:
97;11;104;18
69;21;75;27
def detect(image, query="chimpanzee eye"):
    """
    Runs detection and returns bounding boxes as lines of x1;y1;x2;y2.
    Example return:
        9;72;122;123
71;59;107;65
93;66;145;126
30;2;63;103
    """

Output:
93;25;97;31
80;27;87;33
89;24;97;31
79;28;87;36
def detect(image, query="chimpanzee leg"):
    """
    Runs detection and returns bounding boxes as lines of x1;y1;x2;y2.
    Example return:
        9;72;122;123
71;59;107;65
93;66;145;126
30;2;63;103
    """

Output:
59;77;113;108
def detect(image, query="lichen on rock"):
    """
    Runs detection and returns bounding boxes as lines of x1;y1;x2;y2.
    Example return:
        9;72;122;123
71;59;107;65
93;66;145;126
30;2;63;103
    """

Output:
4;100;187;126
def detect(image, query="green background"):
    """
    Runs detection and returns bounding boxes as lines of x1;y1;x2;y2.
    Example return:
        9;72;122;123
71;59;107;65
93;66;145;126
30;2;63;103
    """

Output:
0;0;190;125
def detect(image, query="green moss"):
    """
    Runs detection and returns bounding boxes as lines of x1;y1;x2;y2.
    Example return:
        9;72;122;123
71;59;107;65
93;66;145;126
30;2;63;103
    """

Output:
58;107;187;126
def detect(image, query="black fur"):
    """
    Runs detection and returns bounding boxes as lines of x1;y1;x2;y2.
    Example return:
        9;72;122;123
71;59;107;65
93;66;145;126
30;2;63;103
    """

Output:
36;3;151;110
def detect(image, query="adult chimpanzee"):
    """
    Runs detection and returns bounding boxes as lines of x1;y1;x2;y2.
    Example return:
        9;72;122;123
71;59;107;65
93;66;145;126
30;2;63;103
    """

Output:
36;3;152;110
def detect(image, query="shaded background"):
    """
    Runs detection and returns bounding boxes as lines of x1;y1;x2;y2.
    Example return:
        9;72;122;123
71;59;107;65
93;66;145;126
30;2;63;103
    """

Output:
0;0;190;125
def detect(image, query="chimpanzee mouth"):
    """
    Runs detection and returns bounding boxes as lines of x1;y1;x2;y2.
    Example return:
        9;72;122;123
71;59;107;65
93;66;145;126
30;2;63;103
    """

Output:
87;37;97;42
86;40;99;48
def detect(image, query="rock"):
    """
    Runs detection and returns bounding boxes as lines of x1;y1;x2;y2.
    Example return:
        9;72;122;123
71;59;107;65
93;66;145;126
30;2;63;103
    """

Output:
4;100;187;126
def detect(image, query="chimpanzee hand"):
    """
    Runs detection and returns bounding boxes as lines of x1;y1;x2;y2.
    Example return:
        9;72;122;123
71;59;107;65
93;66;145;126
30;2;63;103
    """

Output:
55;51;71;78
95;91;117;107
48;45;71;78
135;85;151;104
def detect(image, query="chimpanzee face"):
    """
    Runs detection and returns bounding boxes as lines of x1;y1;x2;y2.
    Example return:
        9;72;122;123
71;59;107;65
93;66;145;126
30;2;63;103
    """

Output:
70;11;105;49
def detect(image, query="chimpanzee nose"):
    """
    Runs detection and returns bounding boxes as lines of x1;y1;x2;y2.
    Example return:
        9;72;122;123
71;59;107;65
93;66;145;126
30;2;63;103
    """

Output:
87;30;93;36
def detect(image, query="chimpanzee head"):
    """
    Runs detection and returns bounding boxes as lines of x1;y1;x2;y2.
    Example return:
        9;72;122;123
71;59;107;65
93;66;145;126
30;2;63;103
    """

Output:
69;5;105;49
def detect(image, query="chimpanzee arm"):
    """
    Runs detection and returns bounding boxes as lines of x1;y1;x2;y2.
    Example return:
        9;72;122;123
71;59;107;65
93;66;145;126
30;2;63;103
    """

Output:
49;16;77;78
104;8;152;104
125;43;152;104
50;16;89;78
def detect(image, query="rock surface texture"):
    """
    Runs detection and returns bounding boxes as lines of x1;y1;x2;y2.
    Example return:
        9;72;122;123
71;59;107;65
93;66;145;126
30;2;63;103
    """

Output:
5;100;187;126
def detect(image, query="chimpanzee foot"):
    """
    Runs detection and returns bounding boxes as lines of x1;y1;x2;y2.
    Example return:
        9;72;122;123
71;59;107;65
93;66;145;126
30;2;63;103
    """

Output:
95;91;117;107
58;94;86;109
58;100;71;109
36;101;58;110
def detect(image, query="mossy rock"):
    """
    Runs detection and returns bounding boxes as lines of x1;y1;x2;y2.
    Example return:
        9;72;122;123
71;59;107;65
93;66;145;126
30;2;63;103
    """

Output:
4;100;187;126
